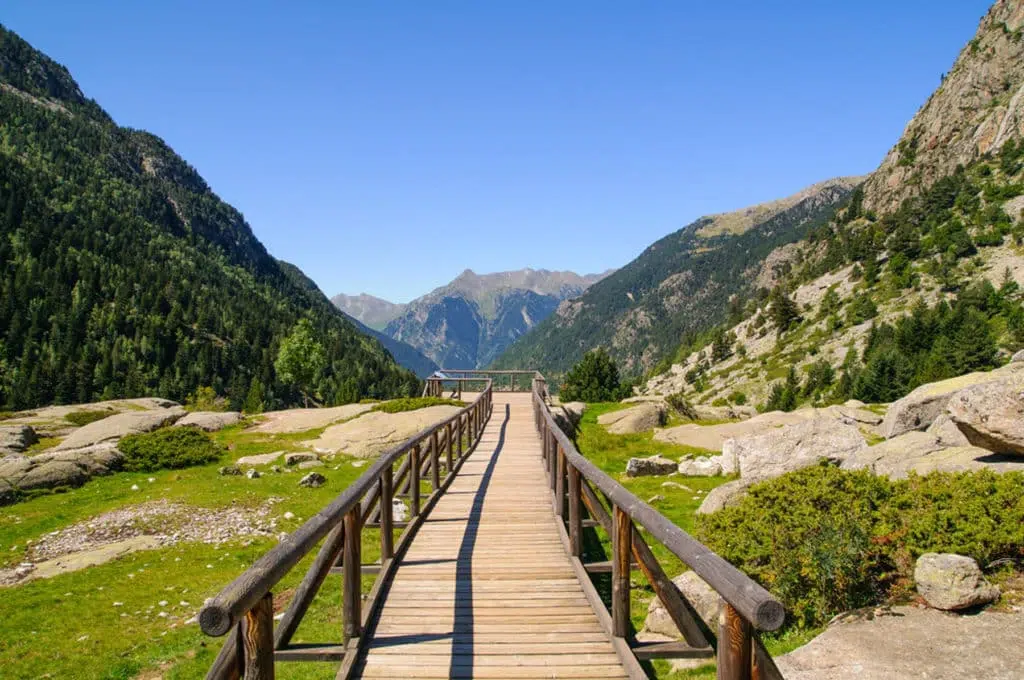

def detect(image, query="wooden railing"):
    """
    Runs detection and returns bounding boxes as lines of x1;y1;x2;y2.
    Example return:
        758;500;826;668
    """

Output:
530;374;786;680
198;382;493;679
423;368;539;398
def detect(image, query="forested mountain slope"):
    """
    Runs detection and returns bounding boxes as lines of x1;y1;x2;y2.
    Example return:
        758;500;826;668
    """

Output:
491;178;860;375
330;293;407;331
0;25;419;410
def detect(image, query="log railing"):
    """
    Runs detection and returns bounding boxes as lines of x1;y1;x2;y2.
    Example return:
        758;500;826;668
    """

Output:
198;382;493;679
423;368;539;397
530;374;786;680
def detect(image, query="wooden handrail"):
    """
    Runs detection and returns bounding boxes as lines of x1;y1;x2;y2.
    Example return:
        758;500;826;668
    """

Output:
530;380;783;633
199;381;493;677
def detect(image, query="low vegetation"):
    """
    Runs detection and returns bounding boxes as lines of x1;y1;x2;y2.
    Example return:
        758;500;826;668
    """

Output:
63;409;114;427
117;427;223;472
371;396;464;414
697;464;1024;629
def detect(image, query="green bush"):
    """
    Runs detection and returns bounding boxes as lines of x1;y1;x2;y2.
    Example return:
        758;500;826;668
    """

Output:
117;427;223;472
728;391;747;405
560;349;630;402
711;397;728;407
372;397;464;414
64;409;113;426
697;465;1024;629
665;391;697;420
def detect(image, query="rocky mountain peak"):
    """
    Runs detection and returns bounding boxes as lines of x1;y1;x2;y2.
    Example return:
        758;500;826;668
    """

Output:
863;0;1024;214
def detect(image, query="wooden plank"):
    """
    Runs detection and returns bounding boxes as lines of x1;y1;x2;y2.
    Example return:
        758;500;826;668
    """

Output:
274;643;345;662
631;640;714;661
274;521;345;648
342;504;361;643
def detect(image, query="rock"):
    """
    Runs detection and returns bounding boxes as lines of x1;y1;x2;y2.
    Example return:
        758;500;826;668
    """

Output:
252;403;375;434
303;406;463;458
0;479;17;505
18;461;89;490
218;465;242;476
647;494;665;504
643;571;723;637
696;479;754;515
725;416;866;481
842;430;1024;478
54;408;185;451
926;414;971;447
245;469;261;479
598;403;666;434
880;363;1024;438
677;455;723;476
0;425;37;453
392;498;409;523
270;465;283;474
914;553;1000;611
693;404;757;421
1012;349;1024;363
844;399;866;408
174;411;243;432
284;452;319;466
283;511;295;520
551;401;586;437
626;455;677;477
236;451;284;466
0;453;32;481
821;404;883;426
661;481;692;492
775;604;1024;680
299;472;326;488
654;409;818;451
298;460;324;469
947;376;1024;455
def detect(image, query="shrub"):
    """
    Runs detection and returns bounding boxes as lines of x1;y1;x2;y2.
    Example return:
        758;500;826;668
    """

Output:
697;465;1024;629
372;397;464;414
711;397;728;407
64;409;113;426
118;427;223;472
665;391;697;420
560;349;629;402
728;391;747;405
186;386;229;412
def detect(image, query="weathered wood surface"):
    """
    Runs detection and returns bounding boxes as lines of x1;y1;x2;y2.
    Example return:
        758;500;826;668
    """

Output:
357;393;628;679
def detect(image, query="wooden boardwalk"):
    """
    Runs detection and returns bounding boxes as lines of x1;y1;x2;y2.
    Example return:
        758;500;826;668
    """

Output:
358;392;628;679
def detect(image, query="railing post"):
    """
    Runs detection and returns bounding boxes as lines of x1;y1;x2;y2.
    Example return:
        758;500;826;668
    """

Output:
717;603;753;680
555;446;566;518
445;421;454;475
379;466;394;560
342;504;361;644
612;505;631;639
568;464;582;557
549;437;557;492
430;429;441;490
410;446;420;518
457;415;464;458
242;592;274;679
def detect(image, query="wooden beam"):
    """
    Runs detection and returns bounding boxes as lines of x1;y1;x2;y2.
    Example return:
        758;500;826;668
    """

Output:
568;464;582;557
274;522;345;648
717;603;753;680
342;505;361;644
612;505;632;639
242;592;274;679
379;467;394;561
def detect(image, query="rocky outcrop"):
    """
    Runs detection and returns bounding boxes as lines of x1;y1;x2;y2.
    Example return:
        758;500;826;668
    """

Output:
551;401;586;437
299;472;326;488
643;571;722;636
625;455;677;477
947;375;1024;455
0;425;37;454
174;411;243;432
841;430;1022;478
252;403;374;434
776;605;1024;680
0;443;127;501
284;452;318;466
236;451;284;466
881;363;1024;438
598;403;666;434
303;405;463;458
654;410;815;451
723;416;867;481
53;408;185;451
914;553;1000;611
862;0;1024;215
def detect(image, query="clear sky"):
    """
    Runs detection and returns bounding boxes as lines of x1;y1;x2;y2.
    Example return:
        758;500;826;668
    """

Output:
4;1;994;302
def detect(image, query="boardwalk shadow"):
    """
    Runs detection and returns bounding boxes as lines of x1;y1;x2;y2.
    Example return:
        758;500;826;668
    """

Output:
450;402;509;679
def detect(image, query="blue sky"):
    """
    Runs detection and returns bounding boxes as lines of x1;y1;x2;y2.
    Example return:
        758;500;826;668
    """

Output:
5;1;993;302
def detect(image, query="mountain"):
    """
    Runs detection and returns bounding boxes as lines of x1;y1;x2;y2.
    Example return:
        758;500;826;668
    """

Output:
340;314;438;378
491;178;861;376
376;268;610;369
330;293;407;331
640;0;1024;410
0;25;419;410
863;0;1024;215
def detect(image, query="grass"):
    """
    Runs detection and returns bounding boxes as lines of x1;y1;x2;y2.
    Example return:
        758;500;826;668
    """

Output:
64;409;115;427
0;420;388;680
25;436;60;455
371;396;464;414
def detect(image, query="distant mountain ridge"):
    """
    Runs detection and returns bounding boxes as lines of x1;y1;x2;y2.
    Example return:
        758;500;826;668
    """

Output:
330;293;407;331
335;268;611;370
